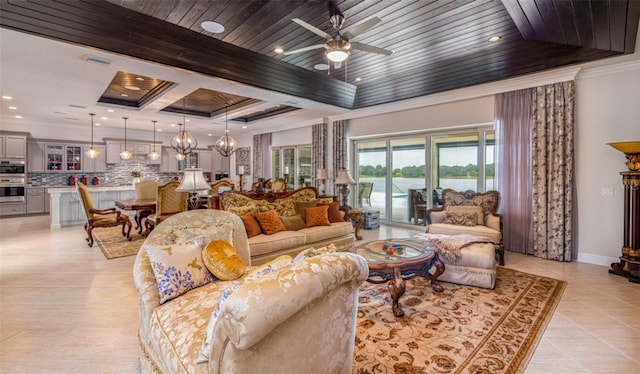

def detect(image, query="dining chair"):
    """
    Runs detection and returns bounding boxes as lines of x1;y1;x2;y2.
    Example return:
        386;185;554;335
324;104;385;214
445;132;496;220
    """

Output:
76;181;132;247
143;181;188;234
134;180;160;234
270;178;286;192
208;178;238;208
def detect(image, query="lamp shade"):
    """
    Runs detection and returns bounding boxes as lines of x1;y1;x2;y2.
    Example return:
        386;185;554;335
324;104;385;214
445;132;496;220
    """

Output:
176;168;210;192
335;169;356;185
317;168;329;180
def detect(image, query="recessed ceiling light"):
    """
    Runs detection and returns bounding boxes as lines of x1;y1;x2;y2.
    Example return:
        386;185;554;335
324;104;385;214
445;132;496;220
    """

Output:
201;21;224;34
186;119;190;122
207;133;213;137
171;124;176;127
124;85;140;91
488;35;502;42
242;125;247;129
274;47;284;54
15;115;22;119
157;129;162;132
314;63;330;71
101;116;108;120
2;96;12;100
107;109;114;112
354;77;363;82
8;106;17;110
121;93;128;97
136;77;144;81
95;123;101;126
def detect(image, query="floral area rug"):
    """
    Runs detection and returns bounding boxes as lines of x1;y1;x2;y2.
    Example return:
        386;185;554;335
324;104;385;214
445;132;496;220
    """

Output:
93;226;145;259
353;267;566;374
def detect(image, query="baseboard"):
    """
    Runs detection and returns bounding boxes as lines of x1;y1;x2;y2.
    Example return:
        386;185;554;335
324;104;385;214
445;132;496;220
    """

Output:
576;252;618;267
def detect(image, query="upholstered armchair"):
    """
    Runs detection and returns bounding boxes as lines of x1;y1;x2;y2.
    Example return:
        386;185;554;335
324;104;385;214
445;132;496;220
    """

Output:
76;181;132;247
143;180;188;234
426;189;504;265
134;180;160;234
209;178;238;196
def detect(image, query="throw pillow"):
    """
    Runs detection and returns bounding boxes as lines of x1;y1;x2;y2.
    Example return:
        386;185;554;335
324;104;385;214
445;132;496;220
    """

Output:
446;205;484;225
305;205;331;228
146;243;214;304
280;214;306;231
295;200;319;221
196;282;242;364
255;209;287;235
201;240;246;281
444;211;478;227
294;243;338;261
318;201;343;223
240;211;262;238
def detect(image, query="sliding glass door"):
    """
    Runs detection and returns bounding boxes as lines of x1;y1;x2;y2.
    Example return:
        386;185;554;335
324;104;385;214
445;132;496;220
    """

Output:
390;138;426;224
356;140;387;218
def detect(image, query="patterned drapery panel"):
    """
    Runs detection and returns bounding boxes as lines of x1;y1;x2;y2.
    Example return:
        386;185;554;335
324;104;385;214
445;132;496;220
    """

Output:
332;120;348;182
496;88;535;255
532;81;575;262
252;133;272;180
312;123;327;188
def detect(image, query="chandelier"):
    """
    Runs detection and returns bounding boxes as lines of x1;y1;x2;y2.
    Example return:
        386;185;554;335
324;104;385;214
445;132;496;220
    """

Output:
148;120;161;161
171;98;197;159
119;117;132;160
214;104;237;157
85;113;100;159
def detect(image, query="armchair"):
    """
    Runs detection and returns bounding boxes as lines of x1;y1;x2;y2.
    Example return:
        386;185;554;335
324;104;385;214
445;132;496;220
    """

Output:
358;182;373;206
143;180;188;234
134;180;160;234
76;181;132;247
426;189;504;266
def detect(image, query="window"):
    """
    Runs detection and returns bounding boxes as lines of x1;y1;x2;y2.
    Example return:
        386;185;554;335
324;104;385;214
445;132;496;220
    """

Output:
271;145;311;190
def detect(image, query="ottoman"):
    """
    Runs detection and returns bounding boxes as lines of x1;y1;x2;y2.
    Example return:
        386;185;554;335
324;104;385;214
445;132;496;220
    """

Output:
414;234;496;289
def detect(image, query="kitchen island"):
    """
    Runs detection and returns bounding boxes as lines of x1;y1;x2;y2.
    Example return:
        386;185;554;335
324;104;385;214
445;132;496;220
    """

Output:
47;185;136;230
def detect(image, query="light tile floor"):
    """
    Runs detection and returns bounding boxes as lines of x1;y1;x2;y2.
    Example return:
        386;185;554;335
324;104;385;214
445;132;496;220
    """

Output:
1;215;639;373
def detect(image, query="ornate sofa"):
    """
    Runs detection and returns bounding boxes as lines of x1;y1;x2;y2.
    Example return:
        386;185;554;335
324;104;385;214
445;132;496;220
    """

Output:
220;187;358;265
134;209;369;374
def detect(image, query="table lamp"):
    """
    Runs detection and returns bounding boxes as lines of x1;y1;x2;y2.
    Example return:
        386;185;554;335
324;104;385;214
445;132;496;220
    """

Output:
177;167;211;209
317;168;329;196
334;169;356;208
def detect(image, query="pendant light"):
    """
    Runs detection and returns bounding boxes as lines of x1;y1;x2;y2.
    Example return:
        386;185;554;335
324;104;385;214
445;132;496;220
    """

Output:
214;104;237;157
170;98;197;159
148;120;161;161
119;117;132;160
85;113;100;159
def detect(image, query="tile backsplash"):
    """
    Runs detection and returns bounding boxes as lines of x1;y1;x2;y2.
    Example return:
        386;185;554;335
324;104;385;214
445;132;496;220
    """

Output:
29;163;181;186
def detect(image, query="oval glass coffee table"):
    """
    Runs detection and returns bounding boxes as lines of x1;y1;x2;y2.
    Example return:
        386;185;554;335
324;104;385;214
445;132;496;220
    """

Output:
354;238;445;317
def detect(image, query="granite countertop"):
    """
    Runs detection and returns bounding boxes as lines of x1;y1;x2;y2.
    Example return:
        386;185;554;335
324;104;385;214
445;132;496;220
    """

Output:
45;185;135;192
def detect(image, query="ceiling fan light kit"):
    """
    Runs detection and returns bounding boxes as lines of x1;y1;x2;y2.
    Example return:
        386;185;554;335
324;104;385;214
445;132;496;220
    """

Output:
326;39;350;62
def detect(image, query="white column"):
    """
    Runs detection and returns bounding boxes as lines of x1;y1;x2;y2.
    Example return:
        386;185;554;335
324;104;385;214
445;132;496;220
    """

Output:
48;189;62;230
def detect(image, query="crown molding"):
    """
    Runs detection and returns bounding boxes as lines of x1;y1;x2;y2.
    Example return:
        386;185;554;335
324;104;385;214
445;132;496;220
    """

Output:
577;60;640;79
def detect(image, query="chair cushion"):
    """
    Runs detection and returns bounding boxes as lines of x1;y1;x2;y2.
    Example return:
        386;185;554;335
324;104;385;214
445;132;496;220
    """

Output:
146;243;214;304
248;231;307;257
279;214;306;231
201;240;246;281
240;211;262;238
428;223;502;244
318;201;344;223
305;205;331;228
299;221;353;243
446;205;484;225
444;211;478;226
255;210;287;235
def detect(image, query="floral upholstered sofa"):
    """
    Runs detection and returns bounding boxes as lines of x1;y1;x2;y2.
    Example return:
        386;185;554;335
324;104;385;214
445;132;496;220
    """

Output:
220;187;357;265
134;209;369;374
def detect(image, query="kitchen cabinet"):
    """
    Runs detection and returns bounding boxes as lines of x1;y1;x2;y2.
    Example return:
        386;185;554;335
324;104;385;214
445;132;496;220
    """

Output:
211;150;230;175
27;187;45;214
83;145;107;172
199;150;212;173
0;202;26;216
45;144;83;172
105;140;160;164
0;134;27;158
27;141;45;172
160;147;178;172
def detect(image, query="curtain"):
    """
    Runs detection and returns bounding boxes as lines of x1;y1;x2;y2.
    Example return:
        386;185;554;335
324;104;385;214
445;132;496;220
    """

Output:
532;81;575;261
495;88;534;254
311;123;327;188
332;120;348;192
252;133;271;180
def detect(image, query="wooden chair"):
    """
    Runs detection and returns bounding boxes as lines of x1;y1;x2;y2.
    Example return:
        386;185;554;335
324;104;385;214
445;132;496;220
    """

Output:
208;178;238;209
134;180;160;234
270;178;286;192
412;189;429;225
76;181;132;247
143;181;188;235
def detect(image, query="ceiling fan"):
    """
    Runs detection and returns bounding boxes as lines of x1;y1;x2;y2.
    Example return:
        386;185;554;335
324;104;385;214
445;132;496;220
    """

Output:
283;1;393;68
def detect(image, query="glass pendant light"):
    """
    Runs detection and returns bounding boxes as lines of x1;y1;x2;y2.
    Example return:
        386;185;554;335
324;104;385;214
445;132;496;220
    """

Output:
214;104;237;157
85;113;100;159
119;116;133;160
148;120;161;161
171;98;197;160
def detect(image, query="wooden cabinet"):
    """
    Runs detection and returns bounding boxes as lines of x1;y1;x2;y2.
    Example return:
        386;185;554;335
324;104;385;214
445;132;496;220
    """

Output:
27;187;45;214
83;145;106;172
0;203;26;216
27;142;45;172
0;134;27;158
105;140;160;164
44;144;83;172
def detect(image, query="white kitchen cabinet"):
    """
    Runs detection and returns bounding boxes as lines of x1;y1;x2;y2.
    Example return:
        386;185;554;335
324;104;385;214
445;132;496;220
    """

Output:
211;150;230;174
105;140;158;164
198;150;212;173
27;187;45;214
160;147;178;172
0;134;27;158
27;141;45;172
44;144;83;172
83;145;107;172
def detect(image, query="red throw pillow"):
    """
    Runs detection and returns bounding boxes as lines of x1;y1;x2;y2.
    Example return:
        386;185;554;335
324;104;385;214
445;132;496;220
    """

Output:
255;209;287;235
240;211;262;238
304;205;331;228
318;201;343;223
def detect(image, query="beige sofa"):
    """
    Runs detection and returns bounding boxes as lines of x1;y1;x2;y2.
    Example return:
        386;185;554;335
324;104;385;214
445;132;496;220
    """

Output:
221;187;357;265
134;209;369;374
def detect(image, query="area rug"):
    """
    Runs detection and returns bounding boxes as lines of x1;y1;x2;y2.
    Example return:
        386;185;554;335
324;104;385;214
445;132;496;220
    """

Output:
93;226;145;259
353;267;566;374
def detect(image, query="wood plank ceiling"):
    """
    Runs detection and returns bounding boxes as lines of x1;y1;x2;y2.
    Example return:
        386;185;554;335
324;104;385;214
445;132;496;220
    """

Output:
1;0;639;114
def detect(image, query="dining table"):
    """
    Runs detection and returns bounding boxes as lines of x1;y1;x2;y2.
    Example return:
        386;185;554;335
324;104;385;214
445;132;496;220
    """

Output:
115;198;156;234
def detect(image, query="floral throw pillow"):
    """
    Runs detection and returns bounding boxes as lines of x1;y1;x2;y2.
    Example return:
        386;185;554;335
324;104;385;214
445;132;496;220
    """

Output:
444;211;478;227
146;243;214;304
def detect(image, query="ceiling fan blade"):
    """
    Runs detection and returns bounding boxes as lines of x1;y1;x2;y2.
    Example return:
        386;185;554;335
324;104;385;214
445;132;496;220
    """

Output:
342;16;383;40
283;44;326;55
292;18;331;39
351;41;393;56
